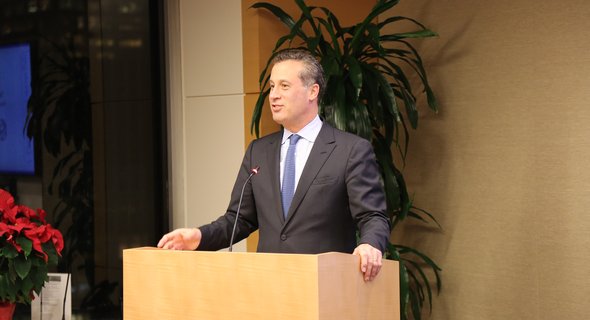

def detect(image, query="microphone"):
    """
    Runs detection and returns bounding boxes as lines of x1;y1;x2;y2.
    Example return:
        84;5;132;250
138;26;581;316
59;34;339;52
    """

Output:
229;166;260;252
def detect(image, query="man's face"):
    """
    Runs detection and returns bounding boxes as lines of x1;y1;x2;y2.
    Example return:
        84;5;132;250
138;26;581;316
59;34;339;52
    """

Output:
269;60;319;132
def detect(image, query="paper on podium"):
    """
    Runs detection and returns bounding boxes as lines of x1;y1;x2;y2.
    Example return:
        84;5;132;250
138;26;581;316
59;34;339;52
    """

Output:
31;273;72;320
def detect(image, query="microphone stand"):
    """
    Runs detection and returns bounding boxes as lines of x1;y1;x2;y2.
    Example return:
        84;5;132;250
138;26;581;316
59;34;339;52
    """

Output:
229;166;259;252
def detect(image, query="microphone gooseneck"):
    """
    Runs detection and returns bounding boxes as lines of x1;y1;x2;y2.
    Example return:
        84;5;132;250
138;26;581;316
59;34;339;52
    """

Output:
229;166;260;252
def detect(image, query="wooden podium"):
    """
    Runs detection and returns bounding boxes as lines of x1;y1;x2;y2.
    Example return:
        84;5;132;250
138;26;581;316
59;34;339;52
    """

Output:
123;247;399;320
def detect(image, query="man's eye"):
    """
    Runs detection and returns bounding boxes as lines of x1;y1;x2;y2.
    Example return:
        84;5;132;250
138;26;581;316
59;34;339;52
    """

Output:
281;84;289;89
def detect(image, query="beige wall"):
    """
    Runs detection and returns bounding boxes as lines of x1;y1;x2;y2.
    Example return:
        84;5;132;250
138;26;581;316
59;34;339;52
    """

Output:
166;0;247;251
387;0;590;319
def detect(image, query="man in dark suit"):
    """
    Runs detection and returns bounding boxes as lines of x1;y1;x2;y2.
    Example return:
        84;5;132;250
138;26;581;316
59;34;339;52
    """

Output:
158;49;390;281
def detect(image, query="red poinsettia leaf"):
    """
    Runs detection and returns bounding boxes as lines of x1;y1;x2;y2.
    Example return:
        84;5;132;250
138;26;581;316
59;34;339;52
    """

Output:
8;218;29;233
0;222;11;237
36;208;47;222
17;204;37;219
48;226;64;255
23;229;44;256
0;188;15;211
2;206;18;223
38;226;53;243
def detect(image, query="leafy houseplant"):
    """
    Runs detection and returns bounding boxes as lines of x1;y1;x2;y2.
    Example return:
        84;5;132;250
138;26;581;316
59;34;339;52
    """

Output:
25;36;114;310
251;0;441;319
0;188;64;306
26;36;94;278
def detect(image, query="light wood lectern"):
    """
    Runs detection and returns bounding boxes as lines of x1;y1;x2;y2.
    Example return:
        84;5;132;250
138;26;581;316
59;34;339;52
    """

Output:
123;247;399;320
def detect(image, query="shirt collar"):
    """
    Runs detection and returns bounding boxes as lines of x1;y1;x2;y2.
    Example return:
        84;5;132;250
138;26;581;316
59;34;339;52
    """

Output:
281;115;323;145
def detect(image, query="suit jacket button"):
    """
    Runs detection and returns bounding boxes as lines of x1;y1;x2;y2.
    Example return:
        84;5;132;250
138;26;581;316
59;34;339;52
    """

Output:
280;234;287;241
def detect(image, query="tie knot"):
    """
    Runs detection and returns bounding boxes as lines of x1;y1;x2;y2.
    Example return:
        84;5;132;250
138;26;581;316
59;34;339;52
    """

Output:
289;134;301;145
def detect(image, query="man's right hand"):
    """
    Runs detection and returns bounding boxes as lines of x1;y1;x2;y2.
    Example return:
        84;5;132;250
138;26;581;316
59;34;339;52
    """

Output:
157;228;202;250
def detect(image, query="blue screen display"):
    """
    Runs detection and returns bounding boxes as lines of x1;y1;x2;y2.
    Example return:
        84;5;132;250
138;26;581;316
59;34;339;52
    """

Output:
0;43;35;175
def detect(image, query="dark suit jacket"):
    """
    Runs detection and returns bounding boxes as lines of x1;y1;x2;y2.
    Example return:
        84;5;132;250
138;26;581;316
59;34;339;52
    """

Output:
199;123;391;254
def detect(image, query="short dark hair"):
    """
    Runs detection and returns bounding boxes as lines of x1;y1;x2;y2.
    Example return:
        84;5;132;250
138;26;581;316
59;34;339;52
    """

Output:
271;48;325;100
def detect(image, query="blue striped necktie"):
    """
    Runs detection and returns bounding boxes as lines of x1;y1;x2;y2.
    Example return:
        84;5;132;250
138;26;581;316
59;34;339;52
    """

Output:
282;134;301;218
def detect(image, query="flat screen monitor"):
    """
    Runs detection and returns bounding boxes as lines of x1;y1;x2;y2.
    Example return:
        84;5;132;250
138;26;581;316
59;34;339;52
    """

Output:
0;42;36;175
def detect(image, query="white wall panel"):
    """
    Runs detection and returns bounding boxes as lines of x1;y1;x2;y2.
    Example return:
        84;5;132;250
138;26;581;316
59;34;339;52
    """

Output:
184;94;246;251
166;0;246;251
180;0;244;96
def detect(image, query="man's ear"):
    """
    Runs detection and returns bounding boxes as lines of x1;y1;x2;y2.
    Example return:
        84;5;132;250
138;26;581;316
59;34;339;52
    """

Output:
308;83;320;101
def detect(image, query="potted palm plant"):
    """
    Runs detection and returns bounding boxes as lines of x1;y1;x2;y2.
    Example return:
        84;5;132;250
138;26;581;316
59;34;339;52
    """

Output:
250;0;441;319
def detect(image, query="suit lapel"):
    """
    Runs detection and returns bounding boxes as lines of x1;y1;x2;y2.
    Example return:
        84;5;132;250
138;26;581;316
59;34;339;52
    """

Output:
284;124;336;225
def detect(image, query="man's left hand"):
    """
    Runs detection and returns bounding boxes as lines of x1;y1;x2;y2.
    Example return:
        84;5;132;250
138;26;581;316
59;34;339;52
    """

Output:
353;243;383;282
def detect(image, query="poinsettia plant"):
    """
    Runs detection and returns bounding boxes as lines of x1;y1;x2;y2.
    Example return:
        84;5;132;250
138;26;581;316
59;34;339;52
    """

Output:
0;188;64;304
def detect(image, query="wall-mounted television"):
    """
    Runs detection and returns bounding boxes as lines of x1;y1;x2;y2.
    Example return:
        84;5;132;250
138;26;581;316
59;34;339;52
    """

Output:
0;42;37;175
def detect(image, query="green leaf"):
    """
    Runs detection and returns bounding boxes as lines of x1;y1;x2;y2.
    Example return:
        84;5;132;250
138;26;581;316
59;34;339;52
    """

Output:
306;36;322;55
405;259;435;313
16;236;33;256
331;78;347;131
426;85;439;113
316;17;341;57
345;56;363;96
398;252;411;318
350;102;372;140
251;2;296;30
31;265;49;292
0;272;17;301
43;241;59;266
395;39;439;113
397;245;442;292
1;245;19;259
317;7;344;40
321;56;340;77
402;87;419;129
393;166;411;220
394;105;411;163
382;29;438;41
349;0;399;53
294;0;320;36
14;256;32;280
20;276;34;298
378;15;427;29
409;206;443;229
365;63;399;121
406;267;425;308
0;273;10;301
271;33;297;58
409;289;422;320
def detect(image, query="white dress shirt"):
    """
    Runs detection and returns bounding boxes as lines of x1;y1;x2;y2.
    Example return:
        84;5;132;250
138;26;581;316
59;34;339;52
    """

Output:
280;115;323;191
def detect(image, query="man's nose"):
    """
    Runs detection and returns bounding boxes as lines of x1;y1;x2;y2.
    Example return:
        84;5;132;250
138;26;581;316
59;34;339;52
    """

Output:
269;87;279;99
